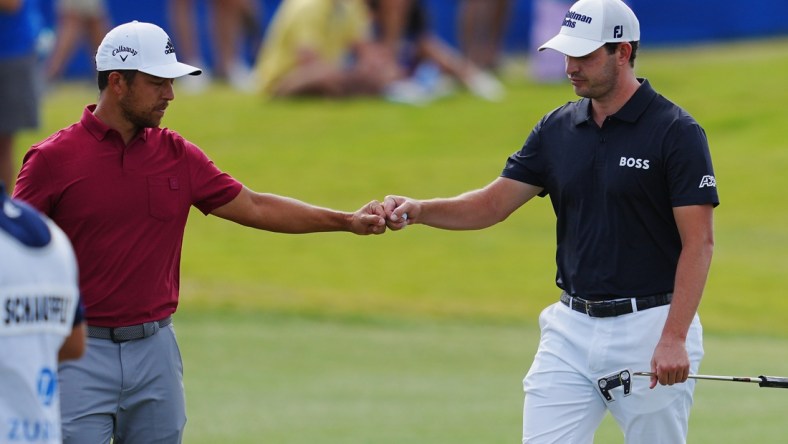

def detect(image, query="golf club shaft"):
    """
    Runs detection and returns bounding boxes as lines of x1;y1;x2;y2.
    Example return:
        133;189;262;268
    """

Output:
633;372;760;383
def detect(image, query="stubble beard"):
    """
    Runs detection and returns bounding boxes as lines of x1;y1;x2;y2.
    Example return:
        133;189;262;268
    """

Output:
119;94;161;130
573;59;619;101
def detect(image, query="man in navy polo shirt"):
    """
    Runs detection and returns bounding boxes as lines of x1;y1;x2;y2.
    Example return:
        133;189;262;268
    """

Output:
382;0;718;442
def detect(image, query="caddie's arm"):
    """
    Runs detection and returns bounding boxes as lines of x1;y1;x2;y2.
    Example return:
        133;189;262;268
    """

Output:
59;298;87;361
384;177;542;231
649;203;715;388
211;186;386;235
59;323;87;361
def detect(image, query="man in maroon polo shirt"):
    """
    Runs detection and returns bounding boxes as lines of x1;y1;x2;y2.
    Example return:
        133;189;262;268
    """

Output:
13;21;387;444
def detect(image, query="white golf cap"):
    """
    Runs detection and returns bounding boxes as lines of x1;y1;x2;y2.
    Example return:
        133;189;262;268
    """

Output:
95;21;201;78
538;0;640;57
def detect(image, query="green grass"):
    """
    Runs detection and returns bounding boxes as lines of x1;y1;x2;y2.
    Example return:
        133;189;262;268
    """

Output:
174;311;788;444
13;37;788;442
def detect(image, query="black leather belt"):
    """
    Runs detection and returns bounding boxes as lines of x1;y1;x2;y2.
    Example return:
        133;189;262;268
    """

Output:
560;292;672;318
87;316;172;343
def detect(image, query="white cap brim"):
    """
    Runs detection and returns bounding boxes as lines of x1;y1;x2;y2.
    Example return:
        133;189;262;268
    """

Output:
139;61;202;79
538;34;605;58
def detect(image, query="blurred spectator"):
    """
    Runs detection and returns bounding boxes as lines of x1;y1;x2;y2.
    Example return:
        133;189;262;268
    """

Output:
170;0;261;92
0;0;43;191
529;0;573;83
457;0;510;72
253;0;398;98
45;0;110;82
368;0;505;104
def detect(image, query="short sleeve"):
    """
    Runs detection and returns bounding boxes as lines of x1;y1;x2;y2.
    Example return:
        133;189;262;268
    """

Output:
182;140;243;215
664;118;719;208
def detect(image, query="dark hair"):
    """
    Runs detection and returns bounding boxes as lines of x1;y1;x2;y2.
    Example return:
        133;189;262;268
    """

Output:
97;70;138;91
603;41;639;67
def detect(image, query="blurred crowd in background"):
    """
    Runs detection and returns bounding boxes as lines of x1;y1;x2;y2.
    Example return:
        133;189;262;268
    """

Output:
8;0;788;102
3;0;581;102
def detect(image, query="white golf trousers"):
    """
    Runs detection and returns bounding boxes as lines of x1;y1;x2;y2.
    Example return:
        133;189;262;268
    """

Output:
522;300;704;444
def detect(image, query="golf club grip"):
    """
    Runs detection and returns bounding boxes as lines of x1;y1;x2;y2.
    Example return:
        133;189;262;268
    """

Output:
758;376;788;389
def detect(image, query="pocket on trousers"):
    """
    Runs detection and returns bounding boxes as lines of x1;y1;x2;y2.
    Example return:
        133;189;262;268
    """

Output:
147;176;181;221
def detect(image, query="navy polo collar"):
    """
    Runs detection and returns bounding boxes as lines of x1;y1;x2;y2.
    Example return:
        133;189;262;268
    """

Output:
572;78;658;126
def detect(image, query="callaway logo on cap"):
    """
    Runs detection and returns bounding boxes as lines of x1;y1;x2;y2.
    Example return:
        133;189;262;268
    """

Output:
95;21;202;78
538;0;640;57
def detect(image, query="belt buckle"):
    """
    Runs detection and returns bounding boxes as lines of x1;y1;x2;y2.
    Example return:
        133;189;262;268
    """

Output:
143;321;160;338
573;297;591;316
